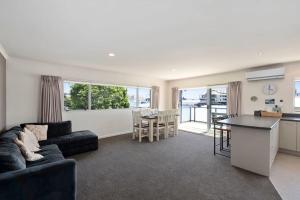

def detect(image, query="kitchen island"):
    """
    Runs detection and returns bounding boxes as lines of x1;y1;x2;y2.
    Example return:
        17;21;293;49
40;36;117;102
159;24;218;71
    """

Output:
219;115;280;176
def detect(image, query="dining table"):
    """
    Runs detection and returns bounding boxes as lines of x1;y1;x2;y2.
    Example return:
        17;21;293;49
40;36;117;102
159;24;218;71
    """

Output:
141;114;179;142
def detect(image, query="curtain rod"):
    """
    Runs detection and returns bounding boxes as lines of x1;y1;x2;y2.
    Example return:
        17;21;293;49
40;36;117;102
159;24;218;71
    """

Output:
179;81;241;90
62;79;152;89
207;83;229;87
208;81;241;87
179;83;228;90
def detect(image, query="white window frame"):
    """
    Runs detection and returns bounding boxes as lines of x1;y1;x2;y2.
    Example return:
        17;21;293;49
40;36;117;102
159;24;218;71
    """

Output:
294;80;300;112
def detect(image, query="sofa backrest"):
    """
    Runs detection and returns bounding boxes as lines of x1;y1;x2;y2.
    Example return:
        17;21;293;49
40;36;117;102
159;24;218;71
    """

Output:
20;121;72;138
0;127;26;173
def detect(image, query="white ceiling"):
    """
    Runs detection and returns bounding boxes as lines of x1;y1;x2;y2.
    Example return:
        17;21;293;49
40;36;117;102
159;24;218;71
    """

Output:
0;0;300;80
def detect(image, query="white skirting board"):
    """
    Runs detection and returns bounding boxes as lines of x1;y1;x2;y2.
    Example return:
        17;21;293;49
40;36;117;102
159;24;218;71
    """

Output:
98;131;131;139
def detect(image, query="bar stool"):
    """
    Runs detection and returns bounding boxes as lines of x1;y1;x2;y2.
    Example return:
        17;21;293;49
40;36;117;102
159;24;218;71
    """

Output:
213;115;232;157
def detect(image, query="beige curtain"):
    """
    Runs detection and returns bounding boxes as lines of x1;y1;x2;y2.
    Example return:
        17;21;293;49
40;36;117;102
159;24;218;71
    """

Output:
151;86;160;109
227;81;242;116
172;87;179;109
39;75;63;123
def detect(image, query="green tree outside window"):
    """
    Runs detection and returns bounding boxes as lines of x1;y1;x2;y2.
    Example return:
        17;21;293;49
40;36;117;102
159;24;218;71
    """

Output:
64;83;130;110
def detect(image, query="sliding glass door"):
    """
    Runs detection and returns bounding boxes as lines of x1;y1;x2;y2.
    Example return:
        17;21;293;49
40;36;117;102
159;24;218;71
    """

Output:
210;85;227;118
179;85;227;134
179;87;210;133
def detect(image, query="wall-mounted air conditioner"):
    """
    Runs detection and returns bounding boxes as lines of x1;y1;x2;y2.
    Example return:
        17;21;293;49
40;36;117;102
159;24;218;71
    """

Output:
245;67;285;81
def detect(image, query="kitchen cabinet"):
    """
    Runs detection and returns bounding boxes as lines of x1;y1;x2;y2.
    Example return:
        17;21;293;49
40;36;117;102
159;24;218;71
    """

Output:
222;115;280;176
270;122;279;166
279;121;297;151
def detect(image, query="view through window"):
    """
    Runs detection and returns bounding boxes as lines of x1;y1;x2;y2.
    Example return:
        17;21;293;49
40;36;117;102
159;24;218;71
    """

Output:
64;82;89;110
180;86;227;123
211;86;227;116
64;81;151;111
295;80;300;110
181;88;207;122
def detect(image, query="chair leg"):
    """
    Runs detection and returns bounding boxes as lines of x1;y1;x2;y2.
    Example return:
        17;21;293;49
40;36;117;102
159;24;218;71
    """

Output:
157;127;159;141
164;126;168;139
226;131;229;147
171;126;175;136
220;130;223;151
132;127;136;140
139;129;142;142
214;126;216;155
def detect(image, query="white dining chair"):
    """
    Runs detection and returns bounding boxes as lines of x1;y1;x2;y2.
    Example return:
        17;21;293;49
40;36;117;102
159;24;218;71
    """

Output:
167;109;178;136
132;110;149;142
153;111;168;141
140;108;149;117
141;108;158;117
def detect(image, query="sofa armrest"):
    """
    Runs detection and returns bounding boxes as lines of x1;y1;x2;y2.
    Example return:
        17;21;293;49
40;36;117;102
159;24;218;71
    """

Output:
0;159;76;200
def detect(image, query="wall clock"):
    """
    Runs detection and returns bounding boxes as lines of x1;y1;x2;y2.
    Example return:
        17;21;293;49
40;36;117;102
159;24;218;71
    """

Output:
263;83;277;95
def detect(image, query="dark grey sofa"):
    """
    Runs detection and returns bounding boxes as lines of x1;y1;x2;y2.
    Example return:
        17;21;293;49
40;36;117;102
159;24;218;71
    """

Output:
0;121;98;200
0;127;76;200
20;121;99;156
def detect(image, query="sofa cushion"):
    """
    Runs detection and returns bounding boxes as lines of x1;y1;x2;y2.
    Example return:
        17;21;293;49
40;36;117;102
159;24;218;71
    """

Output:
14;138;44;162
26;144;64;168
39;130;98;156
25;124;48;141
20;121;72;138
0;127;26;173
40;130;97;146
0;126;22;141
0;143;26;173
20;128;41;152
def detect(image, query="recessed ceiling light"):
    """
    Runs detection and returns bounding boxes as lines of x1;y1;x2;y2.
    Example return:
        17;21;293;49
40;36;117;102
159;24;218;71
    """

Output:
258;52;263;56
108;53;115;57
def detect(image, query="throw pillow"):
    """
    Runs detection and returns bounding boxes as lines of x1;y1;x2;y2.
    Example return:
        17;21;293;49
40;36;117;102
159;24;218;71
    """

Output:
25;125;48;141
19;128;40;152
14;138;43;161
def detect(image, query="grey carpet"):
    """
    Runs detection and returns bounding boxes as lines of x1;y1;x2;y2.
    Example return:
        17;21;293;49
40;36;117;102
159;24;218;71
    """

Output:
71;131;281;200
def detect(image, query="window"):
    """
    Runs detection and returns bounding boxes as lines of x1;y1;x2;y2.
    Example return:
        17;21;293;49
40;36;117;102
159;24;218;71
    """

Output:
179;86;227;123
64;82;89;111
64;81;151;111
138;88;151;108
124;87;151;108
211;86;227;114
295;80;300;111
127;87;138;108
91;85;130;109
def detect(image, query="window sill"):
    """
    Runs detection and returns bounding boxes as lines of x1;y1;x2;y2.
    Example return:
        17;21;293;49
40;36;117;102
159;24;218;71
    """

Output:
293;108;300;113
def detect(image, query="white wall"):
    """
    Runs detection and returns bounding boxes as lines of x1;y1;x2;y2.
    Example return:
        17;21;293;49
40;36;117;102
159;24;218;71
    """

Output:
167;61;300;115
0;53;6;132
6;57;167;138
7;56;300;137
